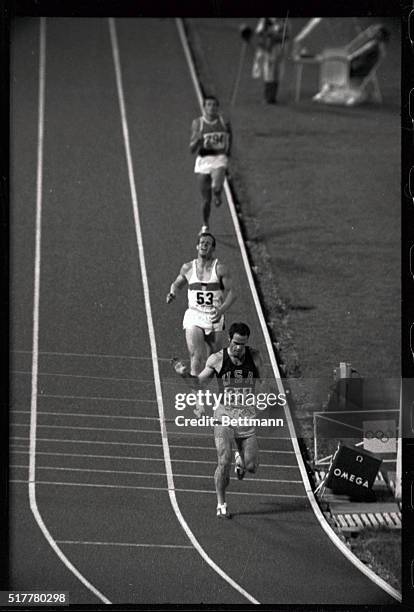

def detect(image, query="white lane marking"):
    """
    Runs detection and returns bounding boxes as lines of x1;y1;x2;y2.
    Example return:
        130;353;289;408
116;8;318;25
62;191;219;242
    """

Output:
175;488;306;498
14;416;292;441
13;348;171;361
173;474;302;483
13;464;302;484
14;410;160;421
109;17;259;605
19;423;289;441
11;450;300;469
14;423;214;438
14;480;308;498
14;435;295;453
18;424;164;434
175;17;401;604
37;393;156;403
57;540;193;549
28;18;110;605
14;370;157;384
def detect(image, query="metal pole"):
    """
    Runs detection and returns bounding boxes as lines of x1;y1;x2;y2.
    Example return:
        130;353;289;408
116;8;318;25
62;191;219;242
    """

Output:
230;41;248;107
395;380;402;500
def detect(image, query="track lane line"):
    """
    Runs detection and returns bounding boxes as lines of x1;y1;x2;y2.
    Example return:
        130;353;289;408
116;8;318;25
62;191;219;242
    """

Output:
15;436;296;452
27;18;111;604
14;411;160;421
14;464;302;484
14;370;161;384
14;348;172;361
109;17;259;605
37;393;156;403
175;17;401;604
11;450;300;469
14;479;308;498
13;422;294;441
57;541;193;549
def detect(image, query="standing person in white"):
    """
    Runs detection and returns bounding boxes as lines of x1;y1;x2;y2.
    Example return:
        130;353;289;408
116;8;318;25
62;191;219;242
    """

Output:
166;232;236;410
252;17;290;104
189;96;232;233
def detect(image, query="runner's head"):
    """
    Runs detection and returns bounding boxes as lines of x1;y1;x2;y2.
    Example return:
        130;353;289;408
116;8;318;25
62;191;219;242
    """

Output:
228;322;250;359
203;95;219;120
197;232;216;258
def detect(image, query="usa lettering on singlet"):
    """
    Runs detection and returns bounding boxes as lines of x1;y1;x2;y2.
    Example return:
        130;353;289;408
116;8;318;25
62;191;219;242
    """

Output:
185;259;224;315
216;347;259;419
198;115;229;156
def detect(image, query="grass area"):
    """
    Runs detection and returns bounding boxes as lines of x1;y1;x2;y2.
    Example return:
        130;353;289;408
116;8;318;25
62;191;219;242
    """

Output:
186;17;401;595
348;528;401;592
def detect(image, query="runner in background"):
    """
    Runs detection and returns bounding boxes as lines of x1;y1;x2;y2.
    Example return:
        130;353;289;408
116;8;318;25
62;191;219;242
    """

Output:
189;96;232;233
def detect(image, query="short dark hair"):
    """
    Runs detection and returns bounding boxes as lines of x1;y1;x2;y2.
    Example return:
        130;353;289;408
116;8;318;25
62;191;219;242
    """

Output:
197;232;216;248
203;95;219;106
229;322;251;339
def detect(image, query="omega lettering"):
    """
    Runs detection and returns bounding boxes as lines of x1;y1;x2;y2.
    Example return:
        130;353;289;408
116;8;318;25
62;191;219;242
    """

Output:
333;468;369;487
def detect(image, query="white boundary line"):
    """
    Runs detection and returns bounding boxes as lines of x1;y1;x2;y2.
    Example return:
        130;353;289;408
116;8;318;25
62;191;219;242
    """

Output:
56;540;193;549
175;17;401;604
14;435;296;453
13;422;295;441
37;393;156;403
14;369;157;384
108;17;259;605
14;479;307;498
28;18;111;605
14;348;171;361
11;450;300;469
14;410;160;421
14;464;303;484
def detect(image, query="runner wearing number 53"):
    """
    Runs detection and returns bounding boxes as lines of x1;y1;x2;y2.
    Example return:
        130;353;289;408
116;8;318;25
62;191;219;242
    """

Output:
166;232;236;379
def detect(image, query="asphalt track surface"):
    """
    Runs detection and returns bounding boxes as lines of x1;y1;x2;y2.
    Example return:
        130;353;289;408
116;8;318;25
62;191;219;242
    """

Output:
10;17;397;605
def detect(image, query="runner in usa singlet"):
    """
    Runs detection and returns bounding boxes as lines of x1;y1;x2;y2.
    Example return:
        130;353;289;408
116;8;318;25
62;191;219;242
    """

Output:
214;345;260;435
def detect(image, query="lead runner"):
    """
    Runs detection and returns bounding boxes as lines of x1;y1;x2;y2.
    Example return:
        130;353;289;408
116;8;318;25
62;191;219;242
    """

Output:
189;95;232;233
173;322;264;519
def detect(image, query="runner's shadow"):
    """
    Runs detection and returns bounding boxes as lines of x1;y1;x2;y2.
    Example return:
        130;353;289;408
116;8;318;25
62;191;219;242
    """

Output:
231;501;309;517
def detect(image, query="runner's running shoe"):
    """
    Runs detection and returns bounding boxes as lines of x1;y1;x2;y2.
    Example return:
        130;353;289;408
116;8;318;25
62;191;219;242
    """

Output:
216;503;231;519
234;451;245;480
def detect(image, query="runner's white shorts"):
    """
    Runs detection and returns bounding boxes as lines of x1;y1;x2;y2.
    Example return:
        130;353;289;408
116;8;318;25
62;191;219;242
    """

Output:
194;154;228;175
214;405;256;439
183;308;224;335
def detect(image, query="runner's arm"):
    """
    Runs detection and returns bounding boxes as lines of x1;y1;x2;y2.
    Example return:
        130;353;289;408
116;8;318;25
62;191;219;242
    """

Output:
166;262;190;303
172;353;218;386
251;348;267;394
189;118;203;154
211;263;236;323
226;120;232;156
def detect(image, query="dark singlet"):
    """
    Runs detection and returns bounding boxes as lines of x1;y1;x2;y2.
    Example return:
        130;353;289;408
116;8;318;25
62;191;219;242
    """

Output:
216;347;259;412
198;115;230;157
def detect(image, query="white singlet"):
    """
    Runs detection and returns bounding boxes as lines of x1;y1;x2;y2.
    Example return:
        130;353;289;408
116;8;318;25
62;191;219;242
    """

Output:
182;259;225;334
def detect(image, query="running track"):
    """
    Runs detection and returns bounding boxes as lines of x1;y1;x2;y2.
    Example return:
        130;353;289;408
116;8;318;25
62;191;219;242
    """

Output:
10;17;398;604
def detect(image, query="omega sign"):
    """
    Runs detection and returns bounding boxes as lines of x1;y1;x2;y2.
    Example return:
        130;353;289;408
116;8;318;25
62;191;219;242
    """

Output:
325;443;382;500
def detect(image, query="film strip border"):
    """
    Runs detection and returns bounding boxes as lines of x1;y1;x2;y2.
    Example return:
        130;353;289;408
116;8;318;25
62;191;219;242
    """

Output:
404;3;414;606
